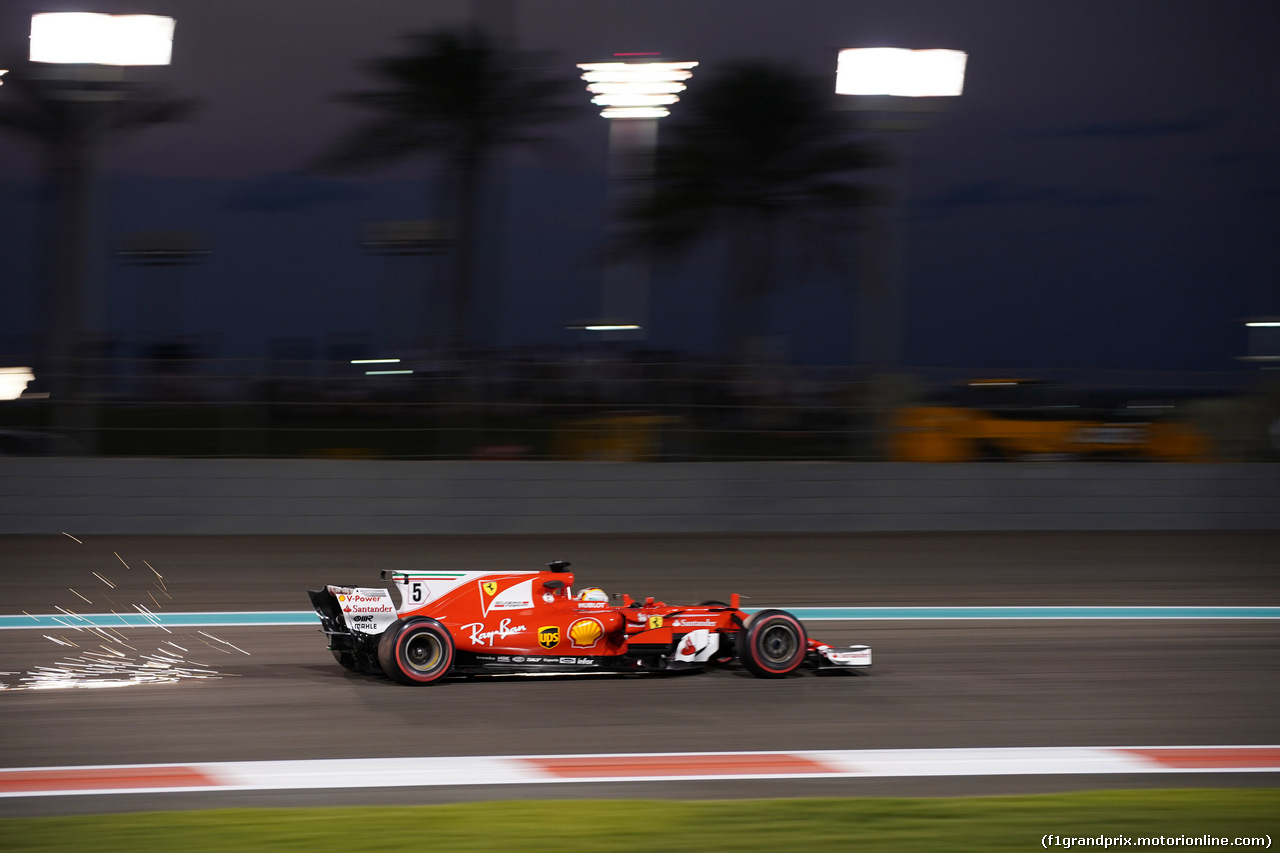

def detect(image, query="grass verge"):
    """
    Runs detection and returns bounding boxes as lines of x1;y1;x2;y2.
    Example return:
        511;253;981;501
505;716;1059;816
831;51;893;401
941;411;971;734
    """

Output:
2;789;1277;852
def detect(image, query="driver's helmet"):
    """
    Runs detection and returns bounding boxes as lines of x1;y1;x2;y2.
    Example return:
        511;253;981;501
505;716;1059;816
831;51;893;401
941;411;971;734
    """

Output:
577;587;608;603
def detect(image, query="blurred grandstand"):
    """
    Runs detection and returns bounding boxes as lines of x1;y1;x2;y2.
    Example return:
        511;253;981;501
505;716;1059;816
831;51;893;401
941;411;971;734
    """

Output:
0;345;1276;461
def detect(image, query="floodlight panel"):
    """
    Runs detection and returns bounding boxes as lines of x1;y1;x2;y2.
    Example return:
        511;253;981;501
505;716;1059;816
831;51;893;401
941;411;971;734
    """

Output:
579;60;698;118
579;61;697;80
601;106;670;119
592;93;680;107
836;48;967;97
30;13;175;66
587;82;688;96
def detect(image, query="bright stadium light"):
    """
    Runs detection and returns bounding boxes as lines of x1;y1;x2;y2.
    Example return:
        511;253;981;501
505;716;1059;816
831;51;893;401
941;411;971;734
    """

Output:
30;13;175;66
565;322;643;331
835;47;967;369
835;48;967;97
578;60;698;119
574;56;698;340
0;367;35;400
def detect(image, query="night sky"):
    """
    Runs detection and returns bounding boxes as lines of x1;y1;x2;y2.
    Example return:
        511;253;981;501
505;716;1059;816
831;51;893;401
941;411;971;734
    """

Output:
0;1;1276;374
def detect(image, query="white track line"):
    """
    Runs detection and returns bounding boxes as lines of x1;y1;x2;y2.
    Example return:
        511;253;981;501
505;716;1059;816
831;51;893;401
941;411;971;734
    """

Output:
1;746;1277;798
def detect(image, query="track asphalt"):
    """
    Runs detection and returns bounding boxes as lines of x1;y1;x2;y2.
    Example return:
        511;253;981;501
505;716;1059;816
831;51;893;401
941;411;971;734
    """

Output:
1;532;1277;814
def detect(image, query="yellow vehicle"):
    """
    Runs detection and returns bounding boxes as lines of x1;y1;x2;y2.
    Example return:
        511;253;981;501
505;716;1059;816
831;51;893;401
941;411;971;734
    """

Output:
551;413;687;461
888;379;1212;462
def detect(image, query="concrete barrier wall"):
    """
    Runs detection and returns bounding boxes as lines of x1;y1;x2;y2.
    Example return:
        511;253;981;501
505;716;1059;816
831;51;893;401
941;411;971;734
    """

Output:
2;459;1277;535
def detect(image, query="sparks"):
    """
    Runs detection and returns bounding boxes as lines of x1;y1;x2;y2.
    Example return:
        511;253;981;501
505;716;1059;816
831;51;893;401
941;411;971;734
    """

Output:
133;604;171;633
198;631;251;656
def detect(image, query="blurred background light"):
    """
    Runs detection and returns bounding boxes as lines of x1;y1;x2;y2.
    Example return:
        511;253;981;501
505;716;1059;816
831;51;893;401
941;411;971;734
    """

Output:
0;367;35;400
1242;318;1280;363
835;48;967;97
578;60;698;119
29;13;175;66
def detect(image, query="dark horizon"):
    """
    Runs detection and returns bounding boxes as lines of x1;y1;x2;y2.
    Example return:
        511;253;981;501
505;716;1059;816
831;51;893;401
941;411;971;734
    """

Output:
1;1;1277;374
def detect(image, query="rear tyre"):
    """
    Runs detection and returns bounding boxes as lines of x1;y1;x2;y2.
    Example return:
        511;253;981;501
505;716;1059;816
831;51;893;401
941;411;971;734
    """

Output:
737;609;807;678
378;618;454;685
331;649;360;671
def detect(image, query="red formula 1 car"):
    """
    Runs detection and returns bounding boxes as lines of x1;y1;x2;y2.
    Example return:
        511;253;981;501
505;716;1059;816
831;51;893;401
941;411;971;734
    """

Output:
308;561;871;684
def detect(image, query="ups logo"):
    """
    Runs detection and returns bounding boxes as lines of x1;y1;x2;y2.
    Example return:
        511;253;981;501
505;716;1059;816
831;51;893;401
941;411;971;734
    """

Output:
538;626;561;649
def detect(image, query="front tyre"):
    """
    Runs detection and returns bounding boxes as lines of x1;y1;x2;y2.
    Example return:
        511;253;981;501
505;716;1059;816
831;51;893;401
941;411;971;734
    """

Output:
737;609;807;678
378;618;454;685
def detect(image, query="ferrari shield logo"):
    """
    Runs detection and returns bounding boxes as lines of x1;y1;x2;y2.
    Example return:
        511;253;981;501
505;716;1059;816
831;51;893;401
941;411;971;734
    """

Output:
481;581;498;597
647;615;663;630
538;626;560;649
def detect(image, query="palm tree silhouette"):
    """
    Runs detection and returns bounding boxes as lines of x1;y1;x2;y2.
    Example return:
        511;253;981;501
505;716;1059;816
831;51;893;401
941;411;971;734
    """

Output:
0;62;195;449
315;28;575;355
621;61;881;362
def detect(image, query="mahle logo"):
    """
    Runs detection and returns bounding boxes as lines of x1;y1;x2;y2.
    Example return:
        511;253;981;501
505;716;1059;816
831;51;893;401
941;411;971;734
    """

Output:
538;626;561;649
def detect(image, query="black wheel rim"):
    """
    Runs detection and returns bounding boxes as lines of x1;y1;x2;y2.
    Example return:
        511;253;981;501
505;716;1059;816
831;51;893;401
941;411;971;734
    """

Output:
759;623;798;664
405;632;442;672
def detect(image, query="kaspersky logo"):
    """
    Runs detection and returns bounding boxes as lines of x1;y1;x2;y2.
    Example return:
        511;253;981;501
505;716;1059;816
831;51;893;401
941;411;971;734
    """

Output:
538;626;561;649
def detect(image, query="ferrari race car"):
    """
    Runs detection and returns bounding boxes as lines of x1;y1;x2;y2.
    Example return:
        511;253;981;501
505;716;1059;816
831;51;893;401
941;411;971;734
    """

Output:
308;561;871;685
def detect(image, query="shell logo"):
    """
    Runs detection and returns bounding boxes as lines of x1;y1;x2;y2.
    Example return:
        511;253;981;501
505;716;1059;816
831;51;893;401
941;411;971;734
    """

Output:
568;617;604;649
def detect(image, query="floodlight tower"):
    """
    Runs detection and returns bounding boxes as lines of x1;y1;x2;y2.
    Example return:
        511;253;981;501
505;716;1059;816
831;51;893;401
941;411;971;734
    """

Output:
26;13;177;450
576;57;697;341
835;48;966;369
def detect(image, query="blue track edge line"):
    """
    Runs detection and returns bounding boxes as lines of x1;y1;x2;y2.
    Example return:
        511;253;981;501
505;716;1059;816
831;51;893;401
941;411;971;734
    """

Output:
3;606;1280;629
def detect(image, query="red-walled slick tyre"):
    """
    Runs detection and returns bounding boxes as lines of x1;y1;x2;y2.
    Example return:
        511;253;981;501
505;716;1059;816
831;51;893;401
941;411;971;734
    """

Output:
737;609;807;678
378;618;454;685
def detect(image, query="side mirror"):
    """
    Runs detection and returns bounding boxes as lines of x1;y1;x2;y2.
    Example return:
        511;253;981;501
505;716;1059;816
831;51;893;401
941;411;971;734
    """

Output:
543;580;566;590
